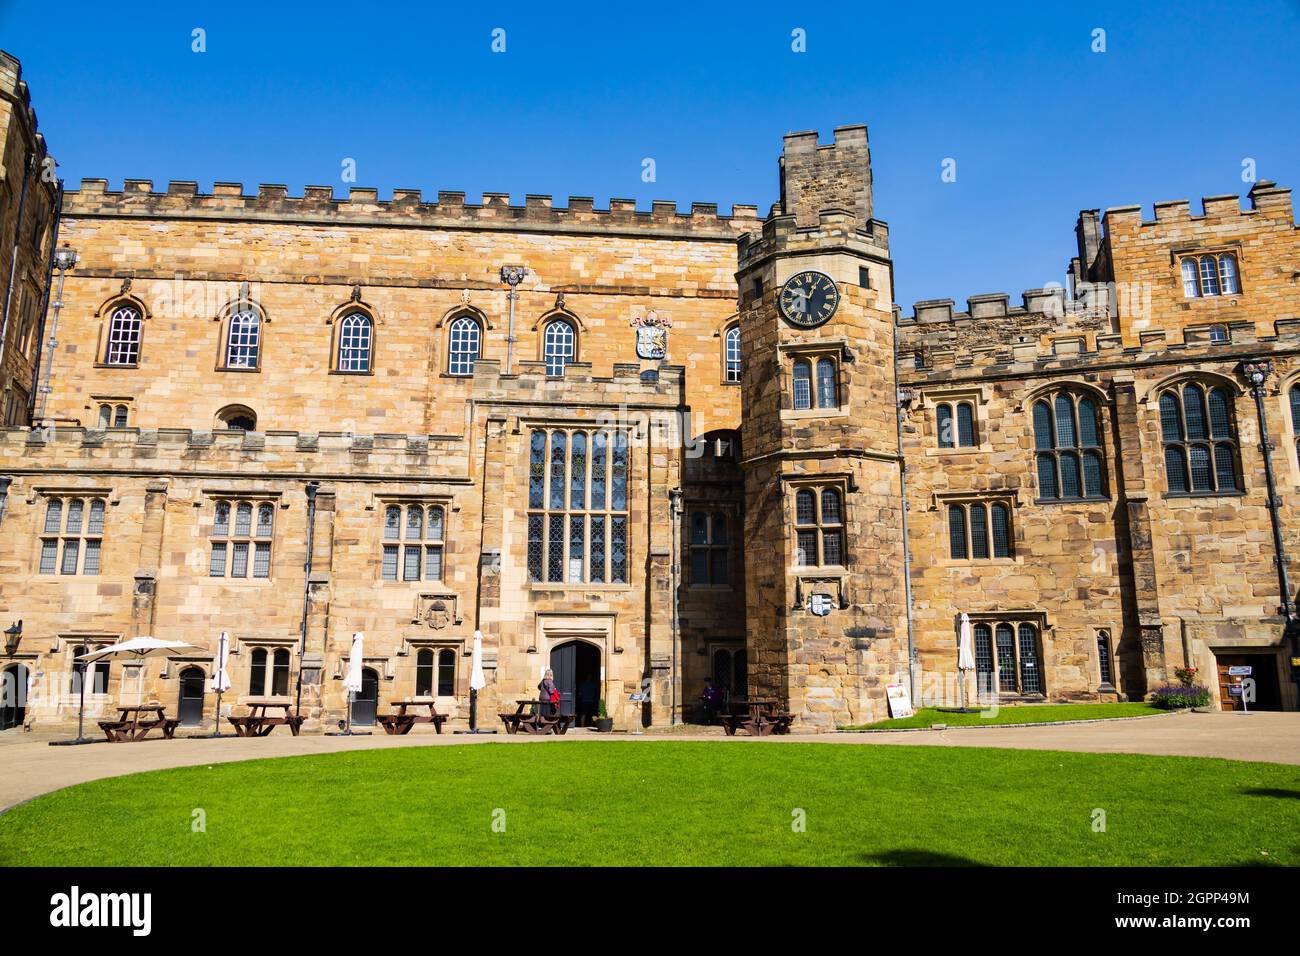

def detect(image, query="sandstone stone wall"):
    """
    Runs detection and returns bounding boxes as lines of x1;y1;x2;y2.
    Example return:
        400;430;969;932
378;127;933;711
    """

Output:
0;50;58;427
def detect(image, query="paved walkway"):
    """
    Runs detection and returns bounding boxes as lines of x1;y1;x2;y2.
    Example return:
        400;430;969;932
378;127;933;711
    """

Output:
0;711;1295;813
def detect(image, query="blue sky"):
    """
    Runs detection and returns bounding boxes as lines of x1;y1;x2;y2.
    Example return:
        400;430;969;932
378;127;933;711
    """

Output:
3;1;1297;308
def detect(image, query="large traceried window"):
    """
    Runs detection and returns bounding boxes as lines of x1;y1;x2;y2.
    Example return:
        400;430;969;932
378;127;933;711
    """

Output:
209;500;274;579
793;486;845;567
448;315;482;376
1180;253;1241;298
224;309;262;369
543;319;576;377
527;428;628;584
724;326;741;384
1159;383;1239;495
1033;392;1107;501
39;496;106;576
381;503;445;582
104;305;142;366
336;312;373;372
971;620;1044;696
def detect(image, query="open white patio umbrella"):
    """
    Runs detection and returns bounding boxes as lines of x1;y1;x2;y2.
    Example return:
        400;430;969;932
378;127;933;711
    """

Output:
957;613;977;712
342;632;364;734
55;637;197;745
208;631;232;737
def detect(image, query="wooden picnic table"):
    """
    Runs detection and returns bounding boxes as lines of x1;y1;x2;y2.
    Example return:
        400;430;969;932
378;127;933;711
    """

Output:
498;698;573;736
226;697;305;737
719;697;796;737
99;704;180;742
377;697;447;735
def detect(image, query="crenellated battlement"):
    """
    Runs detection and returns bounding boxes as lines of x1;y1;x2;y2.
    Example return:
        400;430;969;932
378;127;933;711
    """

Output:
63;179;762;240
737;209;890;269
898;307;1300;380
3;424;472;479
1102;180;1294;230
0;49;54;186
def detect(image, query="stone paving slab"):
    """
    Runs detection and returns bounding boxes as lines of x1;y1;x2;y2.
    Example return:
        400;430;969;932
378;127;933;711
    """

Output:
0;711;1295;813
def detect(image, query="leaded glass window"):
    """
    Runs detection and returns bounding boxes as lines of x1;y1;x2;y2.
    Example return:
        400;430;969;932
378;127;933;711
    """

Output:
792;360;812;410
527;428;630;584
792;485;845;567
1159;383;1239;494
1032;392;1107;501
971;618;1048;696
38;496;106;576
380;503;445;582
209;498;273;579
947;499;1014;561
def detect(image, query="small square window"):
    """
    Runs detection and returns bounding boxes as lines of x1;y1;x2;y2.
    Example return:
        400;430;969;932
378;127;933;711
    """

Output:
858;266;871;289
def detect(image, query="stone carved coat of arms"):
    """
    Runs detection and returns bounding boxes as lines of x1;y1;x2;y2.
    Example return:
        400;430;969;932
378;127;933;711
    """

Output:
630;311;671;360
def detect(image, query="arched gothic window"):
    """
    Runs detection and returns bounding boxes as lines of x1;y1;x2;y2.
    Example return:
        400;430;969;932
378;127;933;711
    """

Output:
1032;392;1107;500
543;319;576;377
336;312;373;372
1159;382;1239;494
448;315;482;376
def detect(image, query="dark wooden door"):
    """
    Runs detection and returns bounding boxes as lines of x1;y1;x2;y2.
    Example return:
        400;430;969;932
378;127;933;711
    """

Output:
352;668;379;726
178;666;205;726
1216;654;1282;711
0;664;27;731
549;643;577;717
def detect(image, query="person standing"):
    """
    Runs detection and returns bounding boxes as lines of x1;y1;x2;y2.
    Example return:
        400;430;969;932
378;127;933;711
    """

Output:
538;668;560;718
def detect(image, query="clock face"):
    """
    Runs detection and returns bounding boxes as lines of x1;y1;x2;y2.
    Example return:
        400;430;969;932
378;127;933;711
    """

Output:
778;270;839;328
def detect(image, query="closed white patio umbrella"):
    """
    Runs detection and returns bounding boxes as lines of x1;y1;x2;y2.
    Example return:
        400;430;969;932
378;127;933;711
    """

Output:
340;632;364;735
53;636;197;746
208;631;232;738
956;613;977;712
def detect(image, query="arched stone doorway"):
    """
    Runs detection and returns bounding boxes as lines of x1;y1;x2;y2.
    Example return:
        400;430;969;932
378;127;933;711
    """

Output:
549;640;601;725
178;666;206;726
351;667;379;726
1;663;29;732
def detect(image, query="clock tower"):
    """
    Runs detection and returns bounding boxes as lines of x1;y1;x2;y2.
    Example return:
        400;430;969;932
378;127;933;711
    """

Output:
735;126;909;729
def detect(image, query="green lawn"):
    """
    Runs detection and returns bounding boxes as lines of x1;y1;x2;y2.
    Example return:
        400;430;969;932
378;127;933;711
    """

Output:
1;742;1295;866
845;702;1166;731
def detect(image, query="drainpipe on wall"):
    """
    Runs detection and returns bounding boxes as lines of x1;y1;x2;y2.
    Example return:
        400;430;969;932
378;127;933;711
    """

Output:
1241;360;1300;702
0;150;35;377
295;480;321;718
34;244;77;424
892;320;917;700
499;265;528;374
668;487;683;725
26;179;62;424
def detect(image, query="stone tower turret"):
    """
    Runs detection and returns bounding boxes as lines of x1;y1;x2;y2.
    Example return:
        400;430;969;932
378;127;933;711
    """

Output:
736;125;908;729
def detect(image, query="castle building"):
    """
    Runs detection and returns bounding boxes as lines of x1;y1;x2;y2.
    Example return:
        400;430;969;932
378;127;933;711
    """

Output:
1;49;1297;735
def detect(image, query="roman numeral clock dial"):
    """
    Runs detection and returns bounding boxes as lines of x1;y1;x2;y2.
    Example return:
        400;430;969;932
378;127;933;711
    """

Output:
778;270;840;328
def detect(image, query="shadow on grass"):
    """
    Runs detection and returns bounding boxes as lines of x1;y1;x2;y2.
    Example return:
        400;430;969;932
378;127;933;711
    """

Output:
1243;788;1300;800
860;849;985;867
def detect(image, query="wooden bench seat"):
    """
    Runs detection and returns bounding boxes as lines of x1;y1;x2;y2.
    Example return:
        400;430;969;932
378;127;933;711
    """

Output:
376;713;447;735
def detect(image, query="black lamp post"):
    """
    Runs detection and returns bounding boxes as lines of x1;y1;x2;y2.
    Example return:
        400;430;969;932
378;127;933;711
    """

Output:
1240;360;1300;699
3;620;20;654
